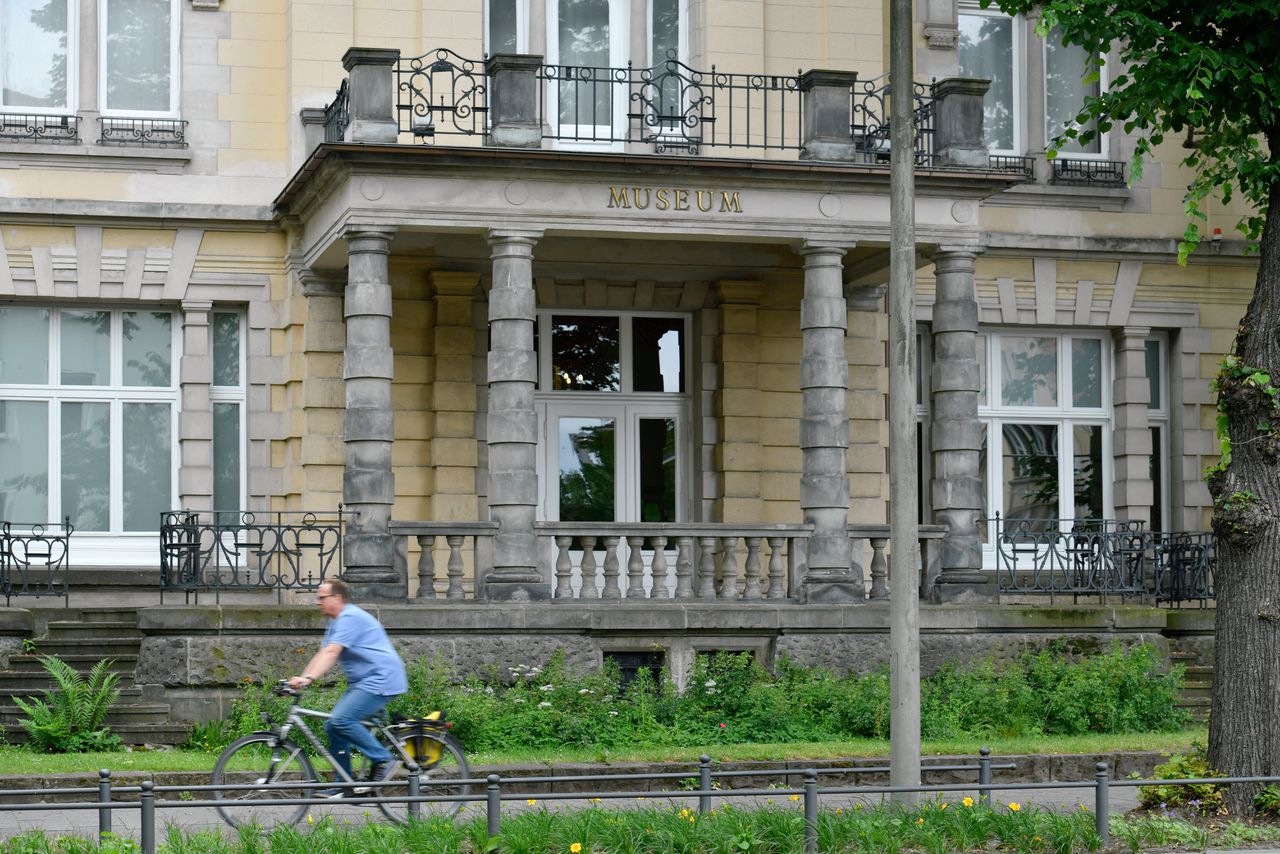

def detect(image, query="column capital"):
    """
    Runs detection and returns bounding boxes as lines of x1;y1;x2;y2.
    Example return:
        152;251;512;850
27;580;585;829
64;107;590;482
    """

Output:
933;243;985;260
428;270;482;297
344;225;398;244
487;228;544;249
296;268;345;297
180;300;214;315
795;239;855;259
1114;325;1153;346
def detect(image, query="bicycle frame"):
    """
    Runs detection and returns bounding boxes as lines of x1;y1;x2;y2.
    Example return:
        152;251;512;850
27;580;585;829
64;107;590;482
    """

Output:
267;700;410;788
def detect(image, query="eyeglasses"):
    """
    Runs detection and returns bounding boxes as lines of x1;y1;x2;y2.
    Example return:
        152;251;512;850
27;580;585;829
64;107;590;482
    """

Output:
316;594;335;601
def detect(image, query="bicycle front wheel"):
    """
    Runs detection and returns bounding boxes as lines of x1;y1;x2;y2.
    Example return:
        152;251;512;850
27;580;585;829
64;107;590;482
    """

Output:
211;733;317;831
376;731;472;824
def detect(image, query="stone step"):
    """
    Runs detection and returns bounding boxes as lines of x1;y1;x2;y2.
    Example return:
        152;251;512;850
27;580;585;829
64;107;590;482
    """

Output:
1;720;190;746
43;621;142;640
0;703;172;727
21;639;142;657
1182;664;1214;677
0;686;144;702
3;654;137;675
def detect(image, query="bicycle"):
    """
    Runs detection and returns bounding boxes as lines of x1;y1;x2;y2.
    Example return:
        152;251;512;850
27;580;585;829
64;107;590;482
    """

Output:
210;681;471;830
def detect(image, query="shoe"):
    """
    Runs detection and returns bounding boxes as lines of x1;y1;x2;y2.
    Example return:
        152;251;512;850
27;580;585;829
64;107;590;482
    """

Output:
367;759;398;785
314;786;348;799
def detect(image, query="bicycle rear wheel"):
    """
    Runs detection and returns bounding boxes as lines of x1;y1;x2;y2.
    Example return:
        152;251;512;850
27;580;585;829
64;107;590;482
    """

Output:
211;733;317;831
372;731;471;824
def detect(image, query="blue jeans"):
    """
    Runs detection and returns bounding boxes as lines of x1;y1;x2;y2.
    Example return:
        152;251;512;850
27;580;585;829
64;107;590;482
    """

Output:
325;688;393;779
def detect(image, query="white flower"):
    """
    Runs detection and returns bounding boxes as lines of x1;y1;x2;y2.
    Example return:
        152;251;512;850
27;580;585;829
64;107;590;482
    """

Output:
704;679;717;688
608;710;619;716
513;698;525;703
538;701;552;708
540;684;555;692
578;688;592;695
485;686;494;694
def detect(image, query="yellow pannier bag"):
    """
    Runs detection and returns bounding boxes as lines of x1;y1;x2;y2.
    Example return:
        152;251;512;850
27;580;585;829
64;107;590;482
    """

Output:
390;711;447;766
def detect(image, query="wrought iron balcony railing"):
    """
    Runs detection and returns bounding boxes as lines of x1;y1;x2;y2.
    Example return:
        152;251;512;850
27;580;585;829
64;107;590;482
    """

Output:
988;154;1035;181
0;518;73;606
325;78;351;142
0;113;79;143
1049;157;1126;187
99;117;188;148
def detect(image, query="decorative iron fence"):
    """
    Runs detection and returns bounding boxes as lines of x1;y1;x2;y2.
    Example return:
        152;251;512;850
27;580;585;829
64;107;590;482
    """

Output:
324;79;350;142
1049;157;1126;187
159;509;346;604
989;154;1035;180
398;49;487;139
0;518;73;606
849;75;934;165
0;113;79;143
98;118;188;147
991;515;1214;606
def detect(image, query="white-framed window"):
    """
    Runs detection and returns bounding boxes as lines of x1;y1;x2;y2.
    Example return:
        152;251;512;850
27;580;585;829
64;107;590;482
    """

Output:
0;305;179;553
977;330;1111;543
0;0;77;114
210;311;245;521
99;0;180;117
546;0;630;142
648;0;686;67
534;310;690;523
487;0;527;55
1144;334;1169;532
915;327;931;525
1043;26;1105;157
957;4;1023;155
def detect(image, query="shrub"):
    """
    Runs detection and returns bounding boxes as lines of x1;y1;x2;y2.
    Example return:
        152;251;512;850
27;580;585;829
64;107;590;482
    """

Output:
1254;784;1280;817
14;656;121;753
1137;743;1225;815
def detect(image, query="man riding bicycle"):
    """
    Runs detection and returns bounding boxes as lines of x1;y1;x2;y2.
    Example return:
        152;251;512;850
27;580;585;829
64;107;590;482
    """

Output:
288;579;407;795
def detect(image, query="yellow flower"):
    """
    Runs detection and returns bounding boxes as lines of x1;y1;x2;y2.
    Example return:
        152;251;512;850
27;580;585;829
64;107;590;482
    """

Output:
306;814;314;825
789;795;801;802
679;808;691;818
962;797;974;808
570;844;582;854
527;799;537;806
939;802;948;810
1033;837;1042;843
916;817;925;826
589;798;602;804
834;807;844;815
688;816;696;824
1008;802;1021;812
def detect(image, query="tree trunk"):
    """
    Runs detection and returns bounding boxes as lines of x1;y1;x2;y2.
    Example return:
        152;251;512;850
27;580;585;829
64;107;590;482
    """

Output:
1209;178;1280;814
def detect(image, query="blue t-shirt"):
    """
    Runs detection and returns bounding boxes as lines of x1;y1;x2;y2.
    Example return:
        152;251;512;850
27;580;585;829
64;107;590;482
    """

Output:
323;604;408;696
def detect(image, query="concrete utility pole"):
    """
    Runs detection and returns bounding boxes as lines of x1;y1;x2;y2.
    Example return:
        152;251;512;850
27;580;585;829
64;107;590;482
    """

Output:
887;0;922;803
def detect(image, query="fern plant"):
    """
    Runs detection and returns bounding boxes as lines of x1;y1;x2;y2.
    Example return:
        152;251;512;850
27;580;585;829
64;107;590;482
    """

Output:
13;655;122;752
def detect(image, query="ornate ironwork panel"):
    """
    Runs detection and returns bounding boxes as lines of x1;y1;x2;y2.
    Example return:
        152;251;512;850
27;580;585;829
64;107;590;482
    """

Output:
989;154;1036;180
397;49;487;139
1049;157;1126;186
992;516;1149;602
160;509;345;604
1152;531;1215;607
324;79;350;142
850;75;934;165
0;519;73;606
0;113;79;143
98;117;188;147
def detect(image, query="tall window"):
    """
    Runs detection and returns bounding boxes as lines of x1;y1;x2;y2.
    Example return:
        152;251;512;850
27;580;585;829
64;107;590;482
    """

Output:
1;0;76;113
100;0;179;116
1145;335;1168;531
1044;27;1102;155
958;7;1021;154
210;311;245;520
487;0;525;54
0;306;178;535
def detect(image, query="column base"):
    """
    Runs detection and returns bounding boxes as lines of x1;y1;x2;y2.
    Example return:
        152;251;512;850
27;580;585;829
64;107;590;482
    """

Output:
799;578;867;604
931;571;997;604
484;579;552;602
343;578;409;602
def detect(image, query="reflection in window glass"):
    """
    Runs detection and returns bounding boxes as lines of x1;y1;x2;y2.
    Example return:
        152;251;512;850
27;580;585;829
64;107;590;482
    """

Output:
557;0;611;127
0;0;71;111
61;401;110;531
958;13;1015;151
0;308;50;384
213;403;240;515
633;317;683;392
61;311;111;386
1044;27;1101;154
638;417;675;522
977;333;988;402
122;311;172;387
104;0;172;113
0;401;48;521
1149;426;1163;532
122;403;170;531
559;417;615;521
488;0;518;53
1145;339;1161;409
552;315;620;391
1002;423;1058;527
1073;424;1103;519
979;423;989;543
1000;336;1057;407
213;313;241;387
1071;338;1102;408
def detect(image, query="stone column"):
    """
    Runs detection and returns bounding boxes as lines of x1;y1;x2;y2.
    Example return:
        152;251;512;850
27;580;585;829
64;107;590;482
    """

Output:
1113;327;1154;526
179;301;214;515
485;229;548;601
341;47;400;143
929;247;992;602
342;227;403;600
487;55;544;148
799;70;861;162
797;241;863;603
933;77;992;168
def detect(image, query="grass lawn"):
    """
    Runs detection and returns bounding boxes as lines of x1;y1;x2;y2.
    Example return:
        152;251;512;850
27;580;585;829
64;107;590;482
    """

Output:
0;726;1206;776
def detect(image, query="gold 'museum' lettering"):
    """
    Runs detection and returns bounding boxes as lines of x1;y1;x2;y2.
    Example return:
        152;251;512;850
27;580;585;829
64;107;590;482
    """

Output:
606;185;745;214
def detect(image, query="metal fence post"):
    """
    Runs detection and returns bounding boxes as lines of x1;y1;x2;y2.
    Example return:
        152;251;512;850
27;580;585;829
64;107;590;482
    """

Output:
140;780;156;854
98;769;112;839
803;770;819;854
487;774;502;839
1095;762;1110;847
978;747;991;805
407;762;421;820
699;755;712;815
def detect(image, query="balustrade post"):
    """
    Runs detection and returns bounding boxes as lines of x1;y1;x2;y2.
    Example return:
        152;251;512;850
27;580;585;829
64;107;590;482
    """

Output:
415;535;437;600
651;536;671;598
868;537;889;599
799;70;861;162
675;536;695;599
553;535;574;599
742;537;764;599
341;48;400;143
766;537;787;598
580;536;600;599
601;536;622;598
696;537;718;599
626;535;647;598
718;537;740;600
487;54;545;148
445;535;467;599
932;77;991;168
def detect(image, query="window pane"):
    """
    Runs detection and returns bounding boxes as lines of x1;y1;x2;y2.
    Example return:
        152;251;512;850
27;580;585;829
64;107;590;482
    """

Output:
958;13;1014;151
633;317;683;392
1000;335;1057;406
1145;339;1161;410
559;416;615;521
1150;426;1163;532
979;422;989;543
213;402;240;513
1044;27;1101;154
489;0;518;53
213;313;241;387
557;0;611;126
61;310;111;386
1073;424;1103;519
651;0;679;63
638;417;676;522
0;307;50;384
122;311;172;387
552;315;620;391
977;332;988;402
1;0;70;110
104;0;171;113
1071;337;1102;407
122;402;170;531
1002;423;1058;527
61;401;110;531
0;401;48;521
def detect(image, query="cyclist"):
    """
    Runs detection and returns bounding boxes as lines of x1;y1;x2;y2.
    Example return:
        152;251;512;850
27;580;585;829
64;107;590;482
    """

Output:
288;579;408;795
